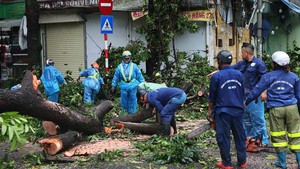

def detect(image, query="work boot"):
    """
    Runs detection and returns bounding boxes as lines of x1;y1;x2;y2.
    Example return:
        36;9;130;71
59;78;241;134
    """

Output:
238;162;247;168
215;162;233;169
170;116;177;134
161;122;171;136
295;152;300;169
274;151;287;169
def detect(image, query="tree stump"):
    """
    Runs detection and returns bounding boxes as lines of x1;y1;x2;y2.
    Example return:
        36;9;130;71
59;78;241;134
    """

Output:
38;131;82;155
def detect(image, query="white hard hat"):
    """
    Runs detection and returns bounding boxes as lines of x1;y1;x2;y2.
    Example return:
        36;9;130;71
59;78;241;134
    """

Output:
122;50;132;58
271;51;290;66
46;59;54;66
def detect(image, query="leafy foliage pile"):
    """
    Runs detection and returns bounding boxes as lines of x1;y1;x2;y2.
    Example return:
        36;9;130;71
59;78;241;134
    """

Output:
134;134;202;164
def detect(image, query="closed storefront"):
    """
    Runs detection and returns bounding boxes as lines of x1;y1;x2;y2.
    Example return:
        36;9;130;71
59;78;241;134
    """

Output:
45;21;85;79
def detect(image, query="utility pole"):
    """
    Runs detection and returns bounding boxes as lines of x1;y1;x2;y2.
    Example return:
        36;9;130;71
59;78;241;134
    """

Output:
257;0;263;59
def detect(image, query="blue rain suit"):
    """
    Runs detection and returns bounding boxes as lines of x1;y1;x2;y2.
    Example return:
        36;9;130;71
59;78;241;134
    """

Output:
146;87;186;123
209;66;246;167
231;56;269;145
111;60;144;114
41;65;66;103
79;67;104;104
245;68;300;152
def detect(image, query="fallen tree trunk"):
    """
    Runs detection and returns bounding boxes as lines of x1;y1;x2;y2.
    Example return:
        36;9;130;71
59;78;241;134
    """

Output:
186;121;211;139
110;107;155;124
0;70;113;135
38;131;82;155
119;122;166;135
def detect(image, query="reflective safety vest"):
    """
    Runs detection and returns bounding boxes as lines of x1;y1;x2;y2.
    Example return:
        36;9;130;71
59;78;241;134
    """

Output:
120;62;135;82
88;70;99;80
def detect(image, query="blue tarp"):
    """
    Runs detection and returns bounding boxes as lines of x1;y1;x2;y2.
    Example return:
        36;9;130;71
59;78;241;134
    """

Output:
281;0;300;14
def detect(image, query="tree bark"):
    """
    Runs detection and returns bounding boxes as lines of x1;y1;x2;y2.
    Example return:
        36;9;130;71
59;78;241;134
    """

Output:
110;107;155;124
119;122;164;135
38;131;82;155
186;122;211;139
26;0;41;68
0;71;113;135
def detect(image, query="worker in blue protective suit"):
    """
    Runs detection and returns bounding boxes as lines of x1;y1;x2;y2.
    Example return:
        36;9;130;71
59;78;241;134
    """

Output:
111;50;145;114
245;51;300;169
231;43;269;147
77;62;104;104
138;87;186;136
41;59;66;103
209;50;247;169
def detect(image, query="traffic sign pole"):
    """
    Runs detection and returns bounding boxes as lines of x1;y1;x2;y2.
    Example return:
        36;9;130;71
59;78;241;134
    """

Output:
98;0;113;73
98;0;113;15
104;34;109;72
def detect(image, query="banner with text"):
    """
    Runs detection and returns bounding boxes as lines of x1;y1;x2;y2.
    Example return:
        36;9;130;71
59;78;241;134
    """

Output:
131;10;214;21
182;10;214;21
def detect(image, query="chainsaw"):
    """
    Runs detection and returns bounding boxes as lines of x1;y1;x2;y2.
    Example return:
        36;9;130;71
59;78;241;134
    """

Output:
245;134;275;153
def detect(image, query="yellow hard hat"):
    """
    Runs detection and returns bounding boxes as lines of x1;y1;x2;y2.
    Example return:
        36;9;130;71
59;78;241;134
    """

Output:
155;72;161;77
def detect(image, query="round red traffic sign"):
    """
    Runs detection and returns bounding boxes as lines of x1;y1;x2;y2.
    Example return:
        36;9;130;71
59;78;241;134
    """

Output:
98;0;113;15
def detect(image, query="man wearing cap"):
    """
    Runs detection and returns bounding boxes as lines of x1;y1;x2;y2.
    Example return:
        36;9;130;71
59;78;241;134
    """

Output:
41;59;67;103
231;43;269;147
209;50;247;169
77;62;104;104
111;50;145;114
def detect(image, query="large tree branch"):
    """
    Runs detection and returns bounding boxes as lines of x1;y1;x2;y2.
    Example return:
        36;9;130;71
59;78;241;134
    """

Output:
0;71;113;135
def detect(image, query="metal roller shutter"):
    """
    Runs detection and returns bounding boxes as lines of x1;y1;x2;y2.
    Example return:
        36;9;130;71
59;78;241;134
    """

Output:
46;22;85;79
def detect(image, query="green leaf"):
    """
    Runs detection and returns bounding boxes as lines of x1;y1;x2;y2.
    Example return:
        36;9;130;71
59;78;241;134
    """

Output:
159;167;167;169
266;154;277;160
0;117;3;123
14;129;21;142
130;160;142;164
24;124;29;133
18;117;28;123
14;118;21;124
10;138;18;151
1;124;7;135
8;126;14;141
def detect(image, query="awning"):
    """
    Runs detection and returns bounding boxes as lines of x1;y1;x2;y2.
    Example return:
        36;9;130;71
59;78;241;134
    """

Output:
0;19;21;27
281;0;300;14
